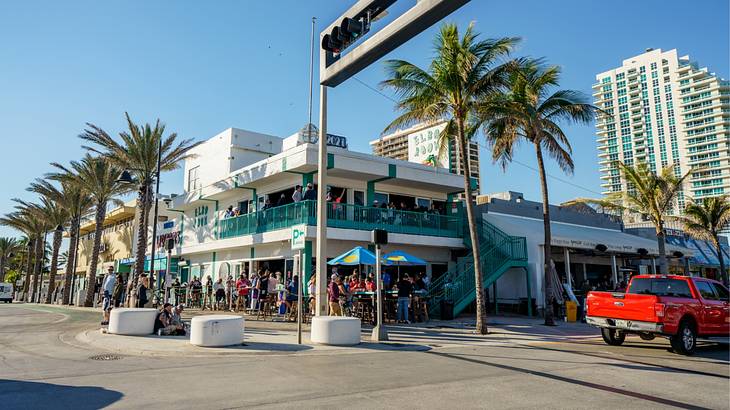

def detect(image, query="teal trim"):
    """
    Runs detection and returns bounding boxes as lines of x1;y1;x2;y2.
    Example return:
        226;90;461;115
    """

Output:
303;240;312;295
218;200;462;239
199;198;219;239
366;181;375;205
250;247;255;259
366;166;397;205
525;267;532;317
470;177;478;191
212;252;217;278
302;172;314;186
282;157;287;171
327;153;334;169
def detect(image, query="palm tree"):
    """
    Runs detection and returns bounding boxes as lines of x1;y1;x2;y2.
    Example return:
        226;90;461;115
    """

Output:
381;23;518;334
0;237;21;282
0;215;36;299
27;180;77;303
567;161;689;275
1;203;47;301
682;196;730;286
483;59;599;326
50;155;127;307
46;170;93;305
80;113;199;305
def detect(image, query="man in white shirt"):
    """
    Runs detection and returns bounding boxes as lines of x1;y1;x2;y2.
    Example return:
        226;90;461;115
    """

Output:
102;266;117;311
292;185;303;202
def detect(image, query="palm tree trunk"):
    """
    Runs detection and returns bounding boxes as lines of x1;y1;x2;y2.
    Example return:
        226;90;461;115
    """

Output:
456;119;488;335
44;230;63;304
535;145;557;326
31;235;43;303
714;235;728;287
22;239;34;300
84;202;107;307
127;183;151;307
0;256;5;282
656;224;667;274
62;217;79;305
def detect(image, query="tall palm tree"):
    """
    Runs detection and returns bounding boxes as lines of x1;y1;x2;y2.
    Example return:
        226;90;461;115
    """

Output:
381;23;518;334
20;193;67;304
0;237;21;282
50;154;127;307
80;113;199;305
683;196;730;286
483;59;599;326
46;170;93;305
567;161;689;275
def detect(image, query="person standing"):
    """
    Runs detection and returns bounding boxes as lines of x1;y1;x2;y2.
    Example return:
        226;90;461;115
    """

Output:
225;275;234;311
236;274;250;311
396;274;413;324
292;185;303;203
303;183;317;201
112;274;125;307
213;278;225;310
328;274;342;316
136;274;149;308
101;266;117;312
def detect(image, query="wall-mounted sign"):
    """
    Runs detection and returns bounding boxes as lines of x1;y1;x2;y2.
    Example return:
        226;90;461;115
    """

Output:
156;231;181;249
408;123;448;168
326;133;348;149
291;224;306;251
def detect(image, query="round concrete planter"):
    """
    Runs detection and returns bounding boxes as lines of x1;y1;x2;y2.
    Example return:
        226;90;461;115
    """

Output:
310;316;361;345
108;308;158;335
190;315;245;347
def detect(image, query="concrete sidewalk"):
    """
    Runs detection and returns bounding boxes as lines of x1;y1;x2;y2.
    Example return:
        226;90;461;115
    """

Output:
16;303;601;357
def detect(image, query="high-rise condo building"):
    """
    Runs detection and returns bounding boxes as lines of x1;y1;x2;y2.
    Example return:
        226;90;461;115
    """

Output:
594;48;730;224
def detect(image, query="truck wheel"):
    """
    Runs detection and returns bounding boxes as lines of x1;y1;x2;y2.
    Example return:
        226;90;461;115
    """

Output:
671;320;696;355
601;328;626;346
639;333;655;341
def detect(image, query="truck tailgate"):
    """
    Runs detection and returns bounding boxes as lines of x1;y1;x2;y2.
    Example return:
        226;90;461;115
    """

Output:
587;292;661;322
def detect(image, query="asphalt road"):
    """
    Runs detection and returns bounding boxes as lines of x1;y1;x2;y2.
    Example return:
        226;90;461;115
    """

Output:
1;304;728;410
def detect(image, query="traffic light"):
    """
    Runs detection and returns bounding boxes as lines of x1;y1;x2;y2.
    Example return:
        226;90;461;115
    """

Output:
322;17;369;54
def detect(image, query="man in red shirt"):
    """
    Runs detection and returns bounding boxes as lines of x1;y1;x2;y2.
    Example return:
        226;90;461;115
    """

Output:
235;274;250;311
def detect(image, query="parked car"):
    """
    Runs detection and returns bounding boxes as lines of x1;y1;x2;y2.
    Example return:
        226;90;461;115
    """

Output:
586;275;729;355
0;282;13;303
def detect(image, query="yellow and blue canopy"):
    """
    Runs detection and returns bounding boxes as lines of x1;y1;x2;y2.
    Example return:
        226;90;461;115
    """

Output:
328;246;386;266
381;250;427;266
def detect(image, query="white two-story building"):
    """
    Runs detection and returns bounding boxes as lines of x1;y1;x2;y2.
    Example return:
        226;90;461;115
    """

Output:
159;126;472;288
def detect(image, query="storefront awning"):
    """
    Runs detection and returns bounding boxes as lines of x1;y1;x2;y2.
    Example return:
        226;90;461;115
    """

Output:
665;236;729;267
484;212;692;256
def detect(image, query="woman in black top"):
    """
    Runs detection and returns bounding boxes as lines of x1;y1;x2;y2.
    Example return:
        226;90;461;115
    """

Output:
137;275;149;308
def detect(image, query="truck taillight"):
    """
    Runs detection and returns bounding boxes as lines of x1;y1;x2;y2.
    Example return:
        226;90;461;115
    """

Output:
654;302;665;318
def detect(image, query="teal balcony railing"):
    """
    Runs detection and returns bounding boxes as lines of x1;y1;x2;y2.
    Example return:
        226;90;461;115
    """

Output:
218;200;463;239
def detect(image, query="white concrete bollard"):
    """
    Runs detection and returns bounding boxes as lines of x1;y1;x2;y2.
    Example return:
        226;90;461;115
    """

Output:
190;315;244;347
108;308;158;335
310;316;361;346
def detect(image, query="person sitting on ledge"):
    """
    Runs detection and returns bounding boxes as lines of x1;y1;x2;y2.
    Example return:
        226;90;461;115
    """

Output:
154;303;184;336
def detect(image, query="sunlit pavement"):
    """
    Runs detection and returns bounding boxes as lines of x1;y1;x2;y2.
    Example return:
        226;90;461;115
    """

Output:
1;304;728;409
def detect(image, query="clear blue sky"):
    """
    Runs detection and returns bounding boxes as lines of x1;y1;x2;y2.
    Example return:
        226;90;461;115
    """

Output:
1;0;728;238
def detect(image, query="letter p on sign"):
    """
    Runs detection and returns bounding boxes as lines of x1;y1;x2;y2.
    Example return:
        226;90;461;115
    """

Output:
291;224;306;251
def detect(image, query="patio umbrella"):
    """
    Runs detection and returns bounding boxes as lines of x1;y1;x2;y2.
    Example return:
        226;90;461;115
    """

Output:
381;250;427;281
328;246;380;266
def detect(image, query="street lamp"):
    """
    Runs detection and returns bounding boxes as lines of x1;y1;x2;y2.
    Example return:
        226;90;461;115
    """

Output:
117;137;163;300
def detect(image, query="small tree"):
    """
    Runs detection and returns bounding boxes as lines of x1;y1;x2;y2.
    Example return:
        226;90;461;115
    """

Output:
682;196;730;286
0;237;21;282
567;161;689;274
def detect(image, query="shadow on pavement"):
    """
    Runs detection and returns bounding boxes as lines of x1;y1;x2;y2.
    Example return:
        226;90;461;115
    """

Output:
0;379;123;410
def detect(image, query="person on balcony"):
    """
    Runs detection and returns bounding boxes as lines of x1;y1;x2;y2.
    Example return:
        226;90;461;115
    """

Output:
224;205;234;218
277;193;287;207
303;183;317;201
292;185;303;202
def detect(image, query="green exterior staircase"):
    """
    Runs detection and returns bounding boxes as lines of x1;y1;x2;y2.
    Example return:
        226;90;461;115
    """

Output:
428;219;528;319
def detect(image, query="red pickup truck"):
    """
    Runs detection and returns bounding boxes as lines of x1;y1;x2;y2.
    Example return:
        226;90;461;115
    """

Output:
586;275;729;355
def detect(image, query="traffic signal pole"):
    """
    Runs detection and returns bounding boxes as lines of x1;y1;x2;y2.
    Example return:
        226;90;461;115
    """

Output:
315;84;328;317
